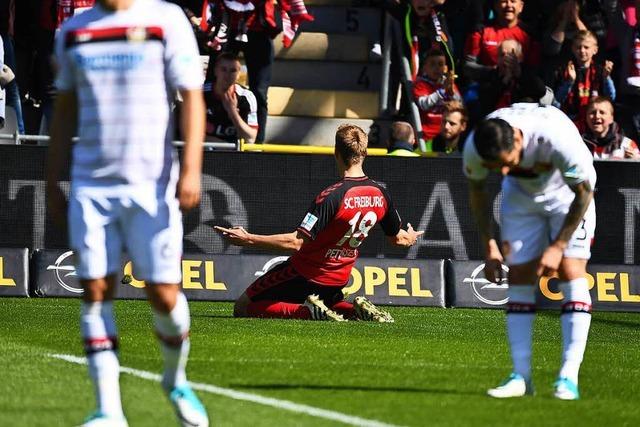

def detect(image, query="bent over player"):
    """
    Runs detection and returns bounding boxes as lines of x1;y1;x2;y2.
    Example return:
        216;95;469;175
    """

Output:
215;124;423;322
46;0;209;425
464;103;596;400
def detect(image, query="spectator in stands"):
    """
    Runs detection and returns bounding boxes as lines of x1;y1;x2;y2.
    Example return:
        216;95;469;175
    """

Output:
553;30;615;132
385;0;454;79
466;38;525;122
0;0;24;134
204;52;258;145
195;0;313;143
545;0;608;57
426;100;468;154
542;0;609;83
604;0;640;141
413;48;462;140
464;0;540;80
387;121;420;156
582;96;640;159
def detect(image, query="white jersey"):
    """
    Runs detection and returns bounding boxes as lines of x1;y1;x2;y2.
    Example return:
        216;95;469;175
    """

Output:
463;103;597;195
54;0;203;188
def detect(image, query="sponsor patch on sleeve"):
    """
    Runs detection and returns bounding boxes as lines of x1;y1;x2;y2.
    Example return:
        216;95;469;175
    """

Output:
300;213;318;231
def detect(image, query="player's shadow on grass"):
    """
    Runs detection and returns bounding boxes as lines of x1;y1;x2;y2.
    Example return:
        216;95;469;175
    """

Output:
229;383;480;396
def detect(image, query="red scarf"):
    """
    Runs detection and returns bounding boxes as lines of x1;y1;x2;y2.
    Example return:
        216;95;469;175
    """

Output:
200;0;312;48
560;62;603;131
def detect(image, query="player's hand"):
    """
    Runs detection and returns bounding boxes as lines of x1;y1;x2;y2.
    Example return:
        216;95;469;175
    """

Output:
46;184;68;229
537;243;564;277
406;223;424;246
484;258;505;284
177;170;201;211
214;225;252;246
603;60;614;78
483;240;504;284
566;61;576;82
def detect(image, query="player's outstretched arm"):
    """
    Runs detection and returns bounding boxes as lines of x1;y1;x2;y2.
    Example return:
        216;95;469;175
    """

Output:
387;223;424;247
468;178;504;282
46;90;77;228
177;88;205;211
214;226;307;253
537;180;593;277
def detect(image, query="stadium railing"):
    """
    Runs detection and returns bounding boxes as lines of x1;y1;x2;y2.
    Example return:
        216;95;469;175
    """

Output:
0;132;237;150
379;13;427;153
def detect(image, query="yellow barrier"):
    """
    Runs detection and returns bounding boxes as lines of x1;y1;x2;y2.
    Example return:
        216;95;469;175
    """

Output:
241;143;440;157
241;143;389;156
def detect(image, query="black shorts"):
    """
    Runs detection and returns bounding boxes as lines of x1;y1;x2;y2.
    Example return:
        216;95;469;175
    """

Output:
245;260;345;305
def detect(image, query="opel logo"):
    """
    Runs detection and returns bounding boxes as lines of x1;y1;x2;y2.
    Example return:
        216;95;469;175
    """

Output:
463;263;509;305
46;251;83;294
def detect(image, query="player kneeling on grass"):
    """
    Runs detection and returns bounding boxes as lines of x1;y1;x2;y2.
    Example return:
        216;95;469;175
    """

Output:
464;103;596;400
215;124;423;322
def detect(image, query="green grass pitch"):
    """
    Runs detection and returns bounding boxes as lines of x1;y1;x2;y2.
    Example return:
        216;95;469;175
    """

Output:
1;298;639;426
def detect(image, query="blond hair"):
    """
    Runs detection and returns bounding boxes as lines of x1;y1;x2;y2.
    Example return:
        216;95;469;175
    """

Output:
573;30;598;46
335;124;368;166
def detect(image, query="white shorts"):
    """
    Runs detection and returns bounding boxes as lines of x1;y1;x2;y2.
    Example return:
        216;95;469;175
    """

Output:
500;181;596;265
68;185;183;283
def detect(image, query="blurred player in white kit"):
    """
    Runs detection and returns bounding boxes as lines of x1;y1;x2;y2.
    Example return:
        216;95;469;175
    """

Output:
46;0;209;425
463;103;596;400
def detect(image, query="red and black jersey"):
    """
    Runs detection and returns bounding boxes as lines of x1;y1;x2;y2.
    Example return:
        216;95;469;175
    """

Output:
464;24;540;67
290;176;402;286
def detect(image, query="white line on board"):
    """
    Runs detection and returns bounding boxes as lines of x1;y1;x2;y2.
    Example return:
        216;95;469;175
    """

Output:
49;353;402;427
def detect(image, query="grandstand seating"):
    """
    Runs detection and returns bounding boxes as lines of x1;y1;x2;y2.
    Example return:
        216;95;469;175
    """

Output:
264;0;391;147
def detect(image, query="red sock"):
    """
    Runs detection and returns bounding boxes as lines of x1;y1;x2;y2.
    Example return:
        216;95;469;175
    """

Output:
246;300;311;319
331;301;355;318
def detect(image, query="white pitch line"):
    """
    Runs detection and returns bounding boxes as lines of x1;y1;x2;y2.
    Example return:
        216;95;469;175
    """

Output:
49;353;401;427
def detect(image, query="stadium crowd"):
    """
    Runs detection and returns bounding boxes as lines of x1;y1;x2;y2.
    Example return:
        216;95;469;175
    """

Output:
0;0;639;158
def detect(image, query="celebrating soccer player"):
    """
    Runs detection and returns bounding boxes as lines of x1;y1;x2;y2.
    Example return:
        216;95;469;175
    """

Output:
464;103;596;400
46;0;209;425
215;124;424;322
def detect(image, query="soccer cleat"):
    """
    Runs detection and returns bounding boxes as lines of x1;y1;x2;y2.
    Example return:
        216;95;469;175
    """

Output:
554;377;580;400
79;411;128;427
168;385;210;427
353;296;394;323
303;294;347;321
487;373;534;398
